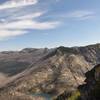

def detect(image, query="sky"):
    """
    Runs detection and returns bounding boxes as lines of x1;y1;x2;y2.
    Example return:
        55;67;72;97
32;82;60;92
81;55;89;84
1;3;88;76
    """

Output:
0;0;100;51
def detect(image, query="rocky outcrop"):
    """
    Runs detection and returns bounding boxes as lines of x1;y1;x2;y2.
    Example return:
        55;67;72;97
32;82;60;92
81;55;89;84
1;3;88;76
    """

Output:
79;64;100;100
0;43;100;100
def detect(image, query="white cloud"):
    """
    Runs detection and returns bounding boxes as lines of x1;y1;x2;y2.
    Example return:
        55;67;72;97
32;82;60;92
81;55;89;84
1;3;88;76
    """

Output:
0;0;60;40
0;0;38;10
0;20;59;30
0;30;27;38
16;12;44;20
66;10;95;20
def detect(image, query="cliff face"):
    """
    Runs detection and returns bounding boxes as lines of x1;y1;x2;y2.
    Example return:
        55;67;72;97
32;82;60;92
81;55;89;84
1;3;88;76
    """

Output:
79;64;100;100
0;44;100;100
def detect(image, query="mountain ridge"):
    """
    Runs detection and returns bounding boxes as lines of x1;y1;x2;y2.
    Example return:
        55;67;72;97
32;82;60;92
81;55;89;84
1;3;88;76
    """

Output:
0;43;100;100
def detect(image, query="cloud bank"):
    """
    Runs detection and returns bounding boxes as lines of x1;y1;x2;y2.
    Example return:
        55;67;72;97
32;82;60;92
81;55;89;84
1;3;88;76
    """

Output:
0;0;60;39
0;0;38;10
0;0;95;40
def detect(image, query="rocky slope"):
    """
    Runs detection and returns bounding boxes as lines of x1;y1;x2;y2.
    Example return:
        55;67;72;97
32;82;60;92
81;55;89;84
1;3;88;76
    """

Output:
56;63;100;100
0;43;100;100
78;64;100;100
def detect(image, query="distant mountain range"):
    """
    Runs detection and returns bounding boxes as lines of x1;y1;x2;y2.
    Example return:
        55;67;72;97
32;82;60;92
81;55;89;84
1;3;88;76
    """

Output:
0;43;100;100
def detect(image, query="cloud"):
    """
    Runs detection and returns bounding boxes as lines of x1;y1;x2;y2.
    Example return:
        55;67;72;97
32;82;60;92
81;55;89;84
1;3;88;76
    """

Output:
0;19;59;30
16;12;44;20
0;30;27;38
0;0;38;10
0;0;60;40
66;10;95;20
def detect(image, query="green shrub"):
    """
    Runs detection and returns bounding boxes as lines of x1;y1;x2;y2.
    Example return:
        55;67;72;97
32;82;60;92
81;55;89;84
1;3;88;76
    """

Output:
68;91;81;100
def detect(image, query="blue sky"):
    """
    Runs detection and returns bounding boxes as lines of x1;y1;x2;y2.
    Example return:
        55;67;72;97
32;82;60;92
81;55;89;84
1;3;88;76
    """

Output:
0;0;100;51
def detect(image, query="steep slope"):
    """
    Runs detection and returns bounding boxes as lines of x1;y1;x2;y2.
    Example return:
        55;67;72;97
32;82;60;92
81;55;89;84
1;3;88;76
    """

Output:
0;48;52;87
78;64;100;100
0;44;100;100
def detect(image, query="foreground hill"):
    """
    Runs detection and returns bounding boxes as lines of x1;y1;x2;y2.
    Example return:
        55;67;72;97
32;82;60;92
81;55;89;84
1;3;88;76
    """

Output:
0;44;100;100
78;64;100;100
